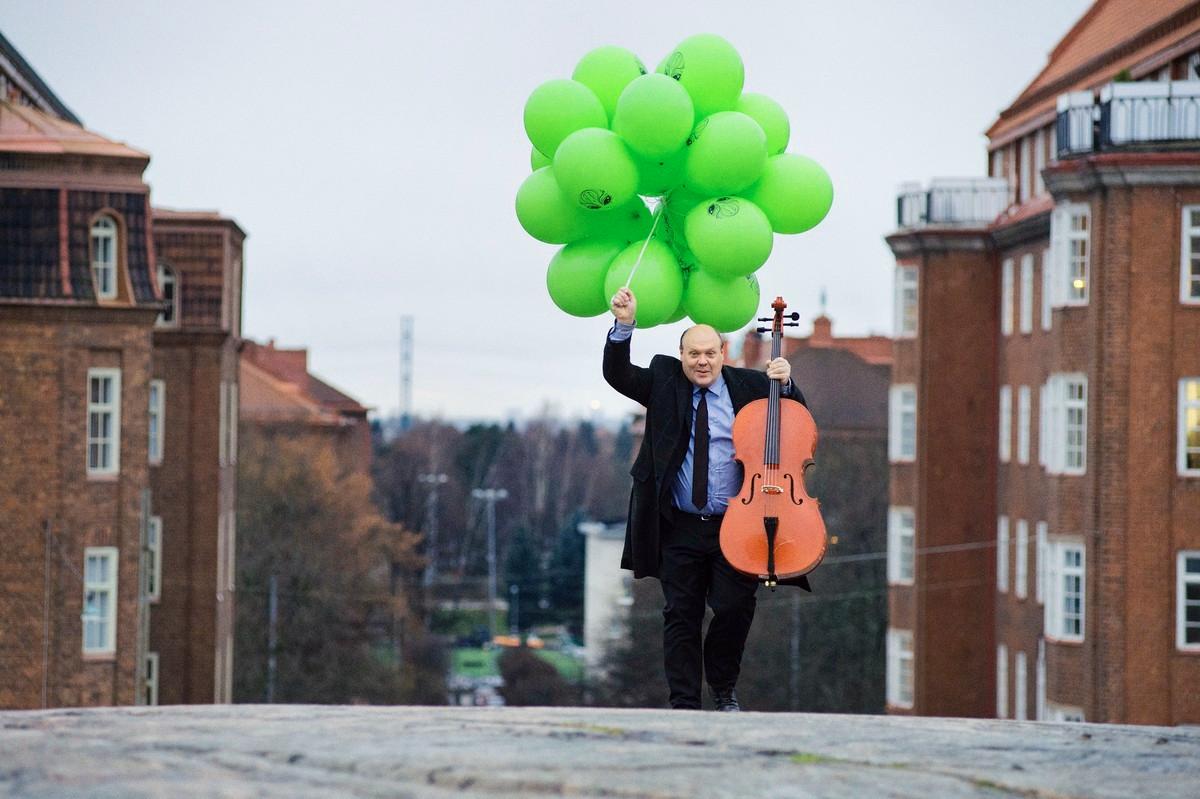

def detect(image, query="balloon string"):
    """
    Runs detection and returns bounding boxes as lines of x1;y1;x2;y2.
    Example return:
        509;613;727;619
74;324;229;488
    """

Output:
622;200;666;290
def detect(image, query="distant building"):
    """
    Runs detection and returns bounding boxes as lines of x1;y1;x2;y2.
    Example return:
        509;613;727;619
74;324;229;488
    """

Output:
0;31;243;708
886;0;1200;724
580;521;632;674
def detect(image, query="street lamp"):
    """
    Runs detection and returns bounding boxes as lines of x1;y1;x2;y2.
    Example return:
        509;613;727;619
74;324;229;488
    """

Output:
417;472;449;587
471;487;508;643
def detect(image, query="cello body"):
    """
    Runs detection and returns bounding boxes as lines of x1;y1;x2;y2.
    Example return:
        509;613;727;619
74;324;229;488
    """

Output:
719;297;828;585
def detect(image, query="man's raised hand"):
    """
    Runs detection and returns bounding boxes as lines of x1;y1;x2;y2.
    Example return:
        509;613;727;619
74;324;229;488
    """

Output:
611;287;637;325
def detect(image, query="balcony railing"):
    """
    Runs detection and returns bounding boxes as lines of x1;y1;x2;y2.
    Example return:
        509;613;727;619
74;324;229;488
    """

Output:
1056;80;1200;158
895;178;1009;229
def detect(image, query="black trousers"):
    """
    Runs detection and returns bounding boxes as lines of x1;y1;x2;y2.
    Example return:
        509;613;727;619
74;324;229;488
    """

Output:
659;509;759;709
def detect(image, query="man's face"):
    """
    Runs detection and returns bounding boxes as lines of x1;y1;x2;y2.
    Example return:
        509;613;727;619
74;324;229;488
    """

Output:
679;326;726;388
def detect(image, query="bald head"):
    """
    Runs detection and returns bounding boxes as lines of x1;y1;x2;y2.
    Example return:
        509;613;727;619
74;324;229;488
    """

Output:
679;325;726;388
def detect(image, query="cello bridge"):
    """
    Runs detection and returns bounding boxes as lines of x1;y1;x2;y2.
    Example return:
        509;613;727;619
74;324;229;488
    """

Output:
761;485;784;495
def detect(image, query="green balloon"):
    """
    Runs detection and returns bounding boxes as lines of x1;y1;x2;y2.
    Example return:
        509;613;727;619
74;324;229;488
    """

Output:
684;196;773;278
515;167;588;244
633;149;686;197
662;188;704;250
531;147;551;171
735;92;790;155
683;268;760;333
523;79;607;158
683;111;767;196
553;128;639;213
587;198;654;244
613;74;694;159
744;154;834;234
603;239;684;327
663;298;688;324
546;238;625;317
657;34;744;119
572;45;647;124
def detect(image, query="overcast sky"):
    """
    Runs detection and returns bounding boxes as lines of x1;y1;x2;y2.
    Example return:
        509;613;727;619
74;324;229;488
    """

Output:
3;0;1093;423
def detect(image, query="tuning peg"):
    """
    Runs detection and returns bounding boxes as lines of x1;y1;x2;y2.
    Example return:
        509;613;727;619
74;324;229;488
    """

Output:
789;312;800;321
755;327;769;334
757;317;773;322
784;322;800;327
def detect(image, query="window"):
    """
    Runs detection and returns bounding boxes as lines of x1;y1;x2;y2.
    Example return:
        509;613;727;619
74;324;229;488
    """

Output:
1019;137;1031;203
1190;52;1200;79
991;148;1004;180
83;546;118;654
228;382;238;466
1045;703;1084;722
1036;638;1046;720
1014;650;1028;720
1041;248;1052;331
1034;129;1046;196
1044;374;1088;475
1018;386;1031;464
1035;521;1047;604
144;652;159;706
149;379;165;465
1045;540;1085;642
1038;383;1048;467
889;385;917;462
91;215;118;300
156;264;178;326
1020;254;1033;333
999;386;1012;463
219;380;229;467
1001;258;1014;336
1180;378;1200;476
996;644;1008;718
997;515;1009;593
147;515;162;603
87;368;121;476
894;265;918;338
1178;551;1200;651
887;628;914;708
1050;203;1089;306
1015;520;1029;599
888;507;915;585
225;510;236;592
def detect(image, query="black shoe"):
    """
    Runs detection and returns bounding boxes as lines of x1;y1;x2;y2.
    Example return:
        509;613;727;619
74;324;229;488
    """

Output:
712;688;740;712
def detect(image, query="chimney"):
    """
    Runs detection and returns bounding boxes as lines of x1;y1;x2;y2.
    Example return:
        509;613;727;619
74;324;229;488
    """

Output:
810;314;833;347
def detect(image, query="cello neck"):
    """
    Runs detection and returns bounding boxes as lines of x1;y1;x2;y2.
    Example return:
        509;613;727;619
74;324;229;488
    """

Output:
764;297;787;467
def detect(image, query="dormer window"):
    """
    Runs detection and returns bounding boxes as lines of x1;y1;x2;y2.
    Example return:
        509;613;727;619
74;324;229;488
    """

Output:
157;264;179;327
91;215;118;300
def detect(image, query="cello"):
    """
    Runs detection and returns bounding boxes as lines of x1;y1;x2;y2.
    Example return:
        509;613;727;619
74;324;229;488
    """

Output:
720;297;828;588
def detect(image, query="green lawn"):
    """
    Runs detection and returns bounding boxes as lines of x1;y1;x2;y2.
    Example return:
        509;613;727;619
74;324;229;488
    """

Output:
450;647;583;682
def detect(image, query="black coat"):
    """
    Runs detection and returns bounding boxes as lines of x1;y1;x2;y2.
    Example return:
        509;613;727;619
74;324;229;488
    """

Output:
603;333;813;591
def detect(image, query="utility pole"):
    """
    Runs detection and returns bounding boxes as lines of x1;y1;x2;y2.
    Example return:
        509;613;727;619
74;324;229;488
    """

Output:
471;487;507;643
509;583;520;635
267;573;278;703
418;472;449;588
399;315;414;432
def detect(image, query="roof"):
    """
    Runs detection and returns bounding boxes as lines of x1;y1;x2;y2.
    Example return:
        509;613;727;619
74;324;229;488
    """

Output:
987;0;1200;146
0;29;80;124
0;98;147;160
240;339;370;426
785;347;890;432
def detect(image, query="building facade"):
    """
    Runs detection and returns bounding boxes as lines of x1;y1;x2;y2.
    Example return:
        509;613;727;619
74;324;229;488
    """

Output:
886;0;1200;724
0;31;242;708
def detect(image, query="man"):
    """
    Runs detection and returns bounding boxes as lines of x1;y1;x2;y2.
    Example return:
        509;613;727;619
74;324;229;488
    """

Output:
603;287;810;712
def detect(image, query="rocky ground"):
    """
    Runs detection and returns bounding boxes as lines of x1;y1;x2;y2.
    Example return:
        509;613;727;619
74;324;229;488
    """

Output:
1;705;1197;798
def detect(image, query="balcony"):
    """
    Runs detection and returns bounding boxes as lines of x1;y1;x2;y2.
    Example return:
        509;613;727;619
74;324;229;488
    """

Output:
1056;80;1200;158
895;178;1009;229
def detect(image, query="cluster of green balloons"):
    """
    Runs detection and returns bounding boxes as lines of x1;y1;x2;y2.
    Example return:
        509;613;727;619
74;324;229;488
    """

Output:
517;34;834;332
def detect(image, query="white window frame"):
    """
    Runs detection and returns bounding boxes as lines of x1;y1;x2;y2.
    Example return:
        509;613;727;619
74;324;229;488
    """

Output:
228;382;239;466
149;379;165;465
999;385;1012;463
1181;206;1200;304
997;515;1009;593
1045;373;1088;476
1036;638;1046;720
147;515;162;603
887;628;914;709
1017;385;1031;465
1051;203;1090;306
1045;702;1085;722
226;510;236;592
1001;258;1014;336
888;506;915;585
1034;128;1046;196
1179;378;1200;476
1177;551;1200;651
889;385;917;463
156;263;179;327
1038;383;1048;467
1019;137;1031;203
1035;521;1047;604
87;368;121;477
991;148;1004;180
894;264;918;338
83;546;118;655
91;215;118;300
1019;254;1034;333
1041;247;1052;331
145;651;159;706
1014;650;1028;720
219;380;229;467
996;643;1008;718
1045;539;1085;643
1015;519;1029;599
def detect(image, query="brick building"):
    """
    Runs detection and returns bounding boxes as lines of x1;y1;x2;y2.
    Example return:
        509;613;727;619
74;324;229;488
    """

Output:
886;0;1200;724
0;31;243;708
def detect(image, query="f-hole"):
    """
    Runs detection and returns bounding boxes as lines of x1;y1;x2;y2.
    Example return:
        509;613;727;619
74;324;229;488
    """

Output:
741;473;762;505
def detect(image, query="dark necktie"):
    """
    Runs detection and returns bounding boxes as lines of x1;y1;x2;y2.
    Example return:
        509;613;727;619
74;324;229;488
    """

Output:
692;388;709;512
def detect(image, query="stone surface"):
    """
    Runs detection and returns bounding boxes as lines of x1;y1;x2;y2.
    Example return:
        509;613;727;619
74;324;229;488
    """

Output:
1;705;1198;798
